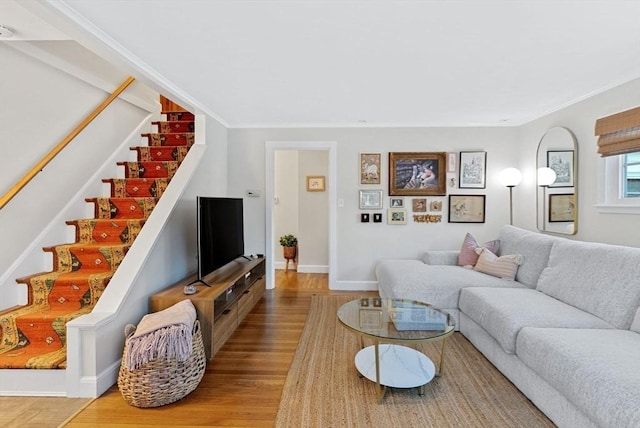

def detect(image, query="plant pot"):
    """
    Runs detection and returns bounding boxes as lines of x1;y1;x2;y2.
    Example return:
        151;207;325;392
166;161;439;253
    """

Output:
283;246;297;260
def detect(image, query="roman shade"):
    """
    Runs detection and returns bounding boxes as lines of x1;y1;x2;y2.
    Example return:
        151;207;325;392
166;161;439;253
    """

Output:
595;107;640;157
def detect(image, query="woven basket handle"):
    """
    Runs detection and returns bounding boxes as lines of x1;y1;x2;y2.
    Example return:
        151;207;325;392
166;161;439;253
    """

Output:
192;320;201;334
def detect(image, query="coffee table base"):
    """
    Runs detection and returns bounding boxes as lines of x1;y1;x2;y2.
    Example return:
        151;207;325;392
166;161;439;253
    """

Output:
355;344;435;401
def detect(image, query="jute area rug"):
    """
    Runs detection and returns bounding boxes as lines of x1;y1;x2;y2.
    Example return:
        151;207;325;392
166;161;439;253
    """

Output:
275;295;555;428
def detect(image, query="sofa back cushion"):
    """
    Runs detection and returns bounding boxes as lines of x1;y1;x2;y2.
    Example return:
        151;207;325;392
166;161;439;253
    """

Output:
537;239;640;329
497;226;555;288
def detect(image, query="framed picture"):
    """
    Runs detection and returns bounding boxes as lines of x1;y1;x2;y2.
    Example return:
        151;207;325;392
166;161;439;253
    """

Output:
547;150;574;187
448;195;486;223
447;152;457;173
412;198;427;212
429;200;443;212
459;151;487;189
359;190;383;209
387;209;407;224
360;153;381;185
360;213;370;223
549;194;575;222
389;152;446;196
373;213;382;223
390;197;404;208
306;175;326;191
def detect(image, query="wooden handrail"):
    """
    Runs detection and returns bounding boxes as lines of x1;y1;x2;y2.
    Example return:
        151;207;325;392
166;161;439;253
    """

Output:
0;76;136;210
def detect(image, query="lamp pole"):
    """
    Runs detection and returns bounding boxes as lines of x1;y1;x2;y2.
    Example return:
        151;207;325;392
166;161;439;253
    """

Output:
507;185;515;225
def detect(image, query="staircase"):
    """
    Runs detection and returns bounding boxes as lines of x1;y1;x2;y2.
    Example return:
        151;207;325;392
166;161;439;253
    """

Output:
0;111;195;370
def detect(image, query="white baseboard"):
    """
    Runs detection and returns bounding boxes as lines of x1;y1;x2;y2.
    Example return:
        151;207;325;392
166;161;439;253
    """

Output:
274;262;328;273
0;369;66;396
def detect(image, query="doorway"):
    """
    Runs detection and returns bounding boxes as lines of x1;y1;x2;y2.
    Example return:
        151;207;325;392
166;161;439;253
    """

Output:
265;141;337;289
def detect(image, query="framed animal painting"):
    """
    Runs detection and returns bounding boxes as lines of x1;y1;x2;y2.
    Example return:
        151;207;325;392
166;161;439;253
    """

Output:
389;152;446;196
360;153;381;185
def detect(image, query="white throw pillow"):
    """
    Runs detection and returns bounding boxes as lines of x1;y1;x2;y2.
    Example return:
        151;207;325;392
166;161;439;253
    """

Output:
473;247;523;280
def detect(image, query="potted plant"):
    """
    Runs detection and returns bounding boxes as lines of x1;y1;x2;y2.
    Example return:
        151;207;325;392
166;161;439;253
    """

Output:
279;234;298;260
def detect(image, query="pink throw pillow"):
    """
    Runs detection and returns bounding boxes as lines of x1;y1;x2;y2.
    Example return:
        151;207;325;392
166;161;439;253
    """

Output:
458;233;500;267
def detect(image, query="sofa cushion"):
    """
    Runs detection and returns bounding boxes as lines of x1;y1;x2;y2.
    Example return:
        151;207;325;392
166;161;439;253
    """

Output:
458;233;500;267
497;226;555;288
536;239;640;329
459;287;614;354
473;248;522;280
517;328;640;428
376;259;524;309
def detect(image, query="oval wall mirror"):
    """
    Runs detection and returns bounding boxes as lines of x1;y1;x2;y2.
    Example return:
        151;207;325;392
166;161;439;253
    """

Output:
536;127;578;235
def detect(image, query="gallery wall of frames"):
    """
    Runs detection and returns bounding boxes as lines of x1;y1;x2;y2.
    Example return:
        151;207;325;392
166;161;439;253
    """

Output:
358;151;488;225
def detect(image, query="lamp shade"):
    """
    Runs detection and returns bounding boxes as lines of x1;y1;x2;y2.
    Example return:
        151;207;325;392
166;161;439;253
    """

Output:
499;168;522;187
537;167;557;186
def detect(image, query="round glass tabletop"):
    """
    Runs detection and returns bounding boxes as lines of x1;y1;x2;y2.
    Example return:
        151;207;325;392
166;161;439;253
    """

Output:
337;297;455;342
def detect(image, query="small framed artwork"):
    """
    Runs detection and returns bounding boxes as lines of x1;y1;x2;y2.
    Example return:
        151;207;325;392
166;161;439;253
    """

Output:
447;152;457;173
429;200;443;212
360;153;381;185
387;209;407;224
448;195;486;223
547;150;574;188
373;213;383;223
459;151;487;189
390;197;404;208
359;190;383;209
549;194;575;222
389;152;447;196
412;198;427;212
360;213;370;223
306;175;326;191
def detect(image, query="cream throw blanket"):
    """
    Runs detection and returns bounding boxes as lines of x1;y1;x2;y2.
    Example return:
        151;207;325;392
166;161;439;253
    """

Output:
125;299;197;370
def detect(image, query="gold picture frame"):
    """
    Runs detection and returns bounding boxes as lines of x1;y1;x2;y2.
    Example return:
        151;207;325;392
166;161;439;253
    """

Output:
306;175;326;191
389;152;447;196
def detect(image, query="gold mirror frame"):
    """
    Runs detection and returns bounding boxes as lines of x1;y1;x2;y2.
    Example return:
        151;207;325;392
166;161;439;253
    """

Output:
536;127;578;235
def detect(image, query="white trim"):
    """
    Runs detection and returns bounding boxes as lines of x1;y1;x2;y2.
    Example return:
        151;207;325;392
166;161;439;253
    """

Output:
0;369;67;396
596;155;640;215
265;141;337;290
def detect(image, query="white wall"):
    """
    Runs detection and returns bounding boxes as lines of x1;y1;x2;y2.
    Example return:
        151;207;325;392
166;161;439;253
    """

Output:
271;150;329;270
515;78;640;247
298;150;329;271
273;151;299;264
0;42;155;307
228;127;519;285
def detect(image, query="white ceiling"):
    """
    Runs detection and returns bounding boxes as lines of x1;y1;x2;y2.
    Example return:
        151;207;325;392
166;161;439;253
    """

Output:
5;1;640;128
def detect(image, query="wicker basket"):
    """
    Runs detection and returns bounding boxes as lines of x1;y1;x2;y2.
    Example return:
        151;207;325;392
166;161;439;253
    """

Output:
118;320;206;408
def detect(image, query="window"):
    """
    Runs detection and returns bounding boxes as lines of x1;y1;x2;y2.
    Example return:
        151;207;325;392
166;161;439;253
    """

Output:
622;152;640;198
597;152;640;214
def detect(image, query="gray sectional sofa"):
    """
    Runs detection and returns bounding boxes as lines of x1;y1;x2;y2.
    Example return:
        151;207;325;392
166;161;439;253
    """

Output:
375;225;640;428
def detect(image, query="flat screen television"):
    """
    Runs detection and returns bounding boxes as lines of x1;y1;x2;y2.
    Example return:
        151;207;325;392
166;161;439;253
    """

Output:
197;197;245;283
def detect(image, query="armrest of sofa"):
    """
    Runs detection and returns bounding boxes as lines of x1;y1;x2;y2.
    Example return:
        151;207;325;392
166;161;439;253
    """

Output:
422;250;459;265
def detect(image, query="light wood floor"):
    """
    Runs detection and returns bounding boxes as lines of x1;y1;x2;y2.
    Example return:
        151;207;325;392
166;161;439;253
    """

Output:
1;270;368;427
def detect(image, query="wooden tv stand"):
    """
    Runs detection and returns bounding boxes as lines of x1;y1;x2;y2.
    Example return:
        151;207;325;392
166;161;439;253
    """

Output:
150;256;266;360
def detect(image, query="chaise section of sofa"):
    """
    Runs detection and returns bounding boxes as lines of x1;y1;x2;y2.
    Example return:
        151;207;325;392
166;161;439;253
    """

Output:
375;225;640;428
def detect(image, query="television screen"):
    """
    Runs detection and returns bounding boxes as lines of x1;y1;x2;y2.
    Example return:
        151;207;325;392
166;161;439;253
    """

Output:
197;197;245;281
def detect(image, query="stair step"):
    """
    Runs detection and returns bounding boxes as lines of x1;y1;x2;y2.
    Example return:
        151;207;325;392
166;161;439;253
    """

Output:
15;271;113;307
151;121;194;133
117;161;180;179
42;244;130;272
163;111;194;121
67;219;145;244
141;133;194;147
102;178;169;198
85;197;157;219
130;146;189;162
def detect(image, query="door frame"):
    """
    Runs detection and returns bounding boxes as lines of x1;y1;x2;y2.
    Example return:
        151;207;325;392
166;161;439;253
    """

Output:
265;141;337;289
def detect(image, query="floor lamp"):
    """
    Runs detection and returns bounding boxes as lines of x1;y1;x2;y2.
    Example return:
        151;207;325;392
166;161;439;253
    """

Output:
499;168;522;225
537;167;557;229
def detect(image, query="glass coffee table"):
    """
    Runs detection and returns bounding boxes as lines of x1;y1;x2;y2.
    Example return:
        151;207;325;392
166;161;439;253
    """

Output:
337;297;455;402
